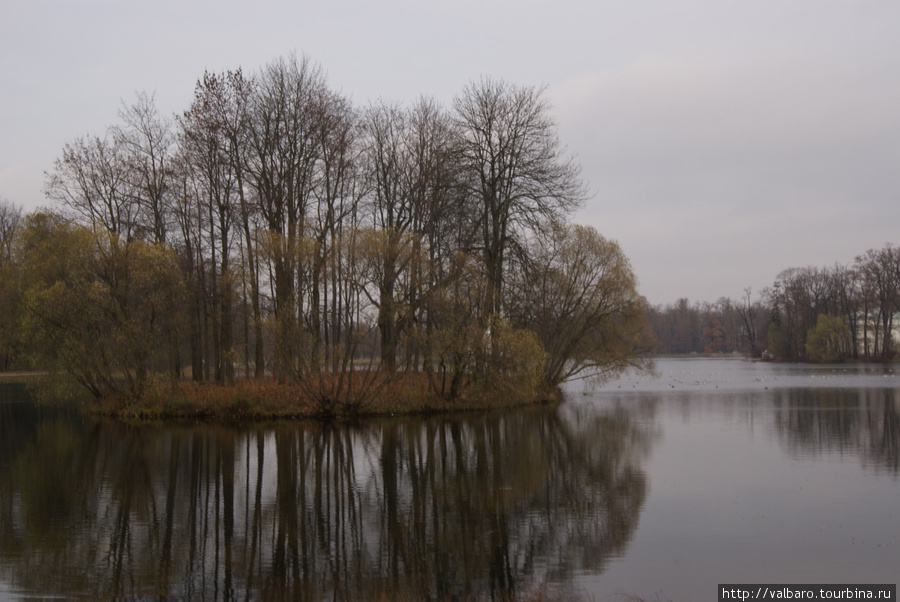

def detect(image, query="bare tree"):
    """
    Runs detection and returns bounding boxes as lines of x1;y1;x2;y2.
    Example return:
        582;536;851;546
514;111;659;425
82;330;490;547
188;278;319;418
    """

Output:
44;135;139;240
452;78;586;327
170;155;210;380
219;70;265;378
830;264;861;360
245;53;328;381
404;97;469;371
0;197;21;265
179;73;247;384
296;90;397;413
361;101;411;371
361;99;463;371
0;197;22;370
736;288;766;357
181;70;263;378
855;245;900;361
113;91;175;243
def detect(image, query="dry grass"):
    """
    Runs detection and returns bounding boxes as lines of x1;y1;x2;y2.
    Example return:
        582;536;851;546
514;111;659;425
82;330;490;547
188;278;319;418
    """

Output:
106;378;314;420
91;371;561;421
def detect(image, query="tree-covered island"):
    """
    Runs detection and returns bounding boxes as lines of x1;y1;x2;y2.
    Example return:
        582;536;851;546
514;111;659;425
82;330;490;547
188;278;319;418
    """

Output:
0;54;653;418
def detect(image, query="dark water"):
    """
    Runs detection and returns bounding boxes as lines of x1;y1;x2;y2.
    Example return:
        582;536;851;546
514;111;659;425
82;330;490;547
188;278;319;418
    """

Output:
0;359;897;601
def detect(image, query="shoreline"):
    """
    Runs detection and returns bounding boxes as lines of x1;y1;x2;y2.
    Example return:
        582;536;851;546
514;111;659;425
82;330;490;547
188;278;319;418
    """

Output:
5;373;562;422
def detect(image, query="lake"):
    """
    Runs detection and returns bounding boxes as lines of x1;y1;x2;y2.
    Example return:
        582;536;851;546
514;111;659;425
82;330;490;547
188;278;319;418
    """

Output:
0;358;897;600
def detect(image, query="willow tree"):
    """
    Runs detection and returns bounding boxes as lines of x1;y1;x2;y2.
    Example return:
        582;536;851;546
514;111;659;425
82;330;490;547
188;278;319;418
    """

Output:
507;223;651;386
44;93;184;380
18;213;183;404
805;314;852;362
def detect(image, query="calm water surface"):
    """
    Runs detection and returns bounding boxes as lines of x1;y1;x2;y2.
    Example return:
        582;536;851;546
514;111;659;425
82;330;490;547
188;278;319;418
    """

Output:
0;359;897;600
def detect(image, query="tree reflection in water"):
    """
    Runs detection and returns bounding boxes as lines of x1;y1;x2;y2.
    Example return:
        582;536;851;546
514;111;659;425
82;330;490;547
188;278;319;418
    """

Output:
0;401;652;600
771;388;899;473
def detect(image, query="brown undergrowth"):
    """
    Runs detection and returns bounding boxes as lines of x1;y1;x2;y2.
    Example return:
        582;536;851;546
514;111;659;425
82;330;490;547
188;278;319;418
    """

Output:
91;371;560;421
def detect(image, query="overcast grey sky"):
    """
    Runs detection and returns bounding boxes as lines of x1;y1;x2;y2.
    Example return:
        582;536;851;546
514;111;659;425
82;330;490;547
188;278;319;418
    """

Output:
2;1;898;305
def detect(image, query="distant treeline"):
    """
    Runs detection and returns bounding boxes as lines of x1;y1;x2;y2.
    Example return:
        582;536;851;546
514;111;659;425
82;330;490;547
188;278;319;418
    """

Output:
648;243;900;362
0;54;651;414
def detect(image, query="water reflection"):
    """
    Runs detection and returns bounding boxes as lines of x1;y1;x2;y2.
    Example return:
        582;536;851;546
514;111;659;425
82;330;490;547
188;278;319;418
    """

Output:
585;365;900;601
0;402;652;600
771;388;900;473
